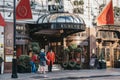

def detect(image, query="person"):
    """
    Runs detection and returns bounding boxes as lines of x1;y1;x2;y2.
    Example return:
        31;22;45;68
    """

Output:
29;49;33;58
30;52;37;73
90;53;98;69
39;49;49;74
46;49;55;72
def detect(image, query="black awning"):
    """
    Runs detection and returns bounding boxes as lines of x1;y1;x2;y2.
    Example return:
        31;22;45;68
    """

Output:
28;12;86;40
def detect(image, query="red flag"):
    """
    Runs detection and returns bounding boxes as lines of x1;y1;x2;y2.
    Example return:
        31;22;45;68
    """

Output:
16;0;32;20
0;13;6;27
96;0;114;26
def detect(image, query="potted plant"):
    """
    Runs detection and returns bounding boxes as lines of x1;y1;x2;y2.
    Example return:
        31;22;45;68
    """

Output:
74;47;82;64
68;44;77;60
68;59;76;70
17;55;31;73
75;63;81;70
29;42;40;54
63;48;70;62
62;61;68;70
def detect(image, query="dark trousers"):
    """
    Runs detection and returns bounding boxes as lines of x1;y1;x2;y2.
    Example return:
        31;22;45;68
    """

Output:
48;61;52;72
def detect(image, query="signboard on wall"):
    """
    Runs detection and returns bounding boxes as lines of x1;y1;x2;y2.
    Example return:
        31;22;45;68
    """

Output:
4;22;13;62
48;0;64;13
5;55;13;62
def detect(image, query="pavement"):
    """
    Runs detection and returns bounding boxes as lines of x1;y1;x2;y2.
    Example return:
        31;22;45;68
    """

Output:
0;68;120;80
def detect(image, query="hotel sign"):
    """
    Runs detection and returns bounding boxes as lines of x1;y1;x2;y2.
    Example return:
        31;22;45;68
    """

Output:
51;23;85;30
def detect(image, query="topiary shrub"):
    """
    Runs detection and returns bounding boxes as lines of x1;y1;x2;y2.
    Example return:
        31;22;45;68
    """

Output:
75;63;81;70
74;48;82;53
68;60;76;70
17;55;31;73
68;44;77;52
28;42;40;54
62;62;68;70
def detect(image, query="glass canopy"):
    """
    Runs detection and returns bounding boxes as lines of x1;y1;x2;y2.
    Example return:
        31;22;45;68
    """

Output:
29;12;86;40
36;12;86;30
37;12;85;24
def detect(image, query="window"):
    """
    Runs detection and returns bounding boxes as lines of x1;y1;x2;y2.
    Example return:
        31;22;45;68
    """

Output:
113;32;118;38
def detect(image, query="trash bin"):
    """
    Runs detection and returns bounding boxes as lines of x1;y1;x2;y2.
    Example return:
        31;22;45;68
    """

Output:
116;60;120;68
98;60;106;69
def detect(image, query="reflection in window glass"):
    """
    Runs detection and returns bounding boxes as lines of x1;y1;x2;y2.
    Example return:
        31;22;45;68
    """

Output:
106;48;110;61
100;48;105;60
114;48;117;61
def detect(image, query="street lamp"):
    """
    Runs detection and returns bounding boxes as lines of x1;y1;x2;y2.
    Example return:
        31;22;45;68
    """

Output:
11;0;18;78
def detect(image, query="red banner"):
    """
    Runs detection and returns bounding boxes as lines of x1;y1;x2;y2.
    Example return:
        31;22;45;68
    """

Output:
0;13;6;27
96;0;114;26
16;0;32;20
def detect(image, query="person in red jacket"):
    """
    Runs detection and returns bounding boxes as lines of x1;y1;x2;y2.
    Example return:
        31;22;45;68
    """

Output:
46;49;55;72
30;52;37;73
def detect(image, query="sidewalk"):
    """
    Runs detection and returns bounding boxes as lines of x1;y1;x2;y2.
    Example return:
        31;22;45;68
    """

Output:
0;68;120;80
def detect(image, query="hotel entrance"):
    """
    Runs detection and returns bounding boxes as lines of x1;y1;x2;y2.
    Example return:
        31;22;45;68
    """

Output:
101;46;120;68
101;47;113;68
28;12;86;64
105;48;112;67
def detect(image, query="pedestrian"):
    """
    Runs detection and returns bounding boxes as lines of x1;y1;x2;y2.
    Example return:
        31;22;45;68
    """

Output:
46;48;55;72
30;52;37;73
39;49;49;74
90;53;98;69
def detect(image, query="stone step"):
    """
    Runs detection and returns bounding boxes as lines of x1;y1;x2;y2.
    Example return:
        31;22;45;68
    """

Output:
52;64;62;71
38;64;62;72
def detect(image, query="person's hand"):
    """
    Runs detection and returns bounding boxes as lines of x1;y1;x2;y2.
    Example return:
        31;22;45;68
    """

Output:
47;59;50;62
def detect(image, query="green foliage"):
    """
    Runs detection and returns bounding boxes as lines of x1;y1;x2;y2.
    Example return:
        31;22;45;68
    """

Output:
32;46;40;54
75;63;81;70
17;55;31;73
18;55;30;63
68;44;77;51
29;42;40;54
64;48;70;53
68;60;76;68
62;62;68;69
74;47;82;53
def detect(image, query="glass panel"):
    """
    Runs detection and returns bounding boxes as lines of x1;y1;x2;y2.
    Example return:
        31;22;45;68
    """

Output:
100;48;105;60
114;48;117;61
113;32;118;38
56;16;66;22
106;48;110;61
49;14;58;22
66;16;74;22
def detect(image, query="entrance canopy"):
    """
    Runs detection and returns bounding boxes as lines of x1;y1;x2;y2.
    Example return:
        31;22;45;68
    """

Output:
28;12;86;41
37;12;85;29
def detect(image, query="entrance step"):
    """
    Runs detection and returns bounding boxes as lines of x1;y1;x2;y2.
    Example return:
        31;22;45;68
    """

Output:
52;64;62;71
44;64;62;71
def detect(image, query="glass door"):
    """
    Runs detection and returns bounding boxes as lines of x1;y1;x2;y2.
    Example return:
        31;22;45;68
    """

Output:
113;48;120;68
105;48;111;67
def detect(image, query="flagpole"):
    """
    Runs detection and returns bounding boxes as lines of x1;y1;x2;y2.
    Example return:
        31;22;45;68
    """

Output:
11;0;18;78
